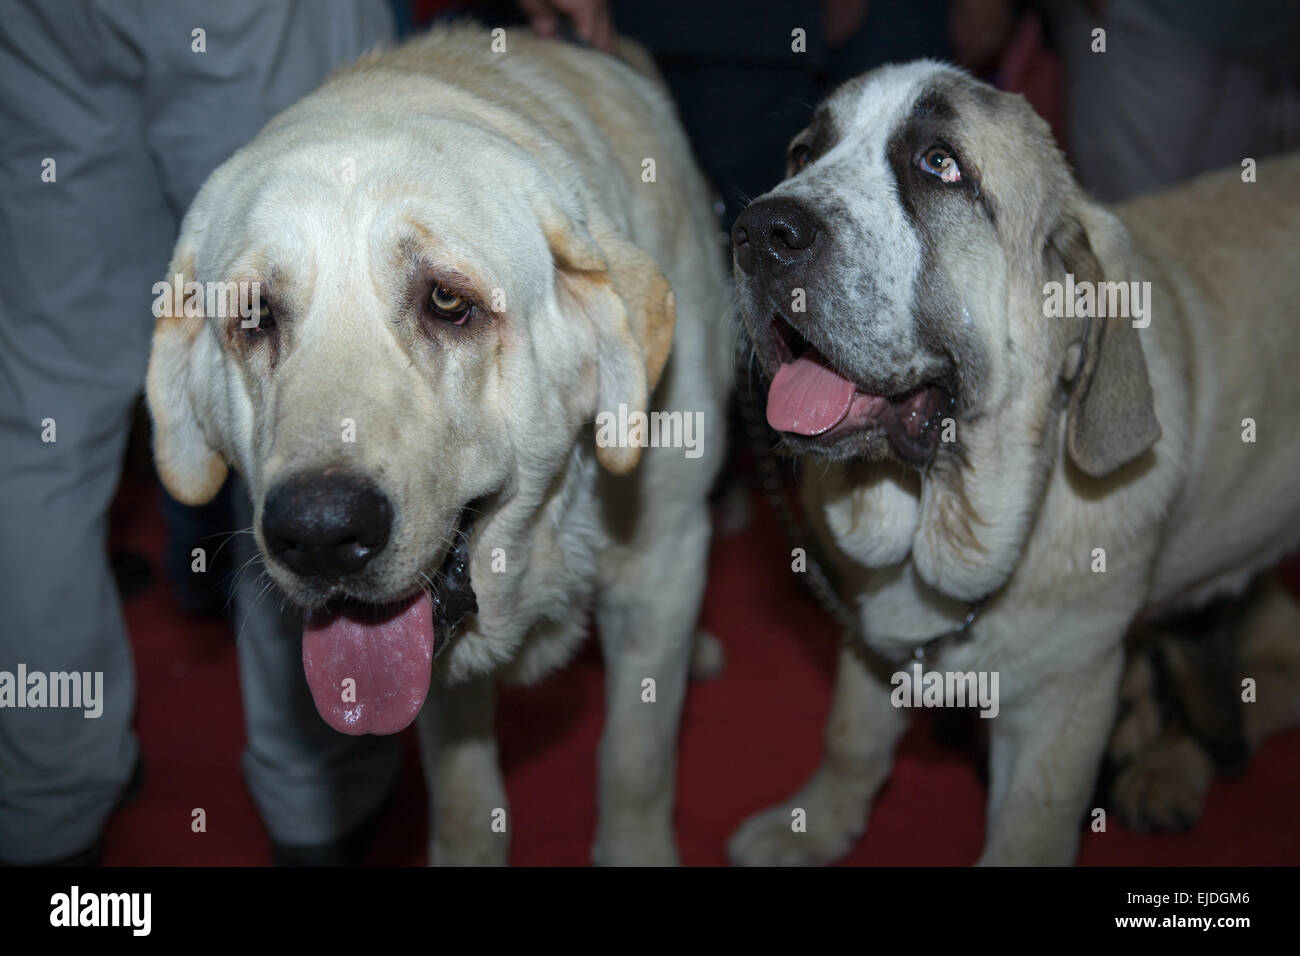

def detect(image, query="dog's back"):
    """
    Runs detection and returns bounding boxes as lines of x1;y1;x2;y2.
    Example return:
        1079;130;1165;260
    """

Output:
1116;154;1300;608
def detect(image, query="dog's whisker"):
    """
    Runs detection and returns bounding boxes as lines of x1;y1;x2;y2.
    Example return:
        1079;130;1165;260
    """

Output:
233;573;278;648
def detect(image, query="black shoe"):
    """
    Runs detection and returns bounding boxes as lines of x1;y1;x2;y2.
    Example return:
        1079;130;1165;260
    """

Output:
110;551;153;600
270;796;389;867
1;754;145;867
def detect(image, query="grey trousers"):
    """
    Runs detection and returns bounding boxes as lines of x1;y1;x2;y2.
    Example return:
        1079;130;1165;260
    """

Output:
0;0;397;862
1048;0;1300;202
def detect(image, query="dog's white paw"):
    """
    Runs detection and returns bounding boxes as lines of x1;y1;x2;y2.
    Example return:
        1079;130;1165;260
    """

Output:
429;835;509;866
592;831;680;866
728;801;862;867
728;768;869;867
690;629;726;681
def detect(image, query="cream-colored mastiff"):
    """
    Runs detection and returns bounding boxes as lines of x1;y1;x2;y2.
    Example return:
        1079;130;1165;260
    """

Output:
146;25;731;865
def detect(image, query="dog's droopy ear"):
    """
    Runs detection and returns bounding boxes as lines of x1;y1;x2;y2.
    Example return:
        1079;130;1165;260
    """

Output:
546;211;676;474
145;240;228;504
1053;214;1162;478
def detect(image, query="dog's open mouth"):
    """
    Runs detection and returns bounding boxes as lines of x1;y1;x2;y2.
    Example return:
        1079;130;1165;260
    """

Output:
300;517;477;736
762;314;954;465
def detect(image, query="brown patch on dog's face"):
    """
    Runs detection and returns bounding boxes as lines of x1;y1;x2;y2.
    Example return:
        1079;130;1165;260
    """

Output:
732;64;1079;473
783;103;842;179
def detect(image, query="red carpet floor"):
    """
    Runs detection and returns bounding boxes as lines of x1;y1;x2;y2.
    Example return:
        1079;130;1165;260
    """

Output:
102;476;1300;866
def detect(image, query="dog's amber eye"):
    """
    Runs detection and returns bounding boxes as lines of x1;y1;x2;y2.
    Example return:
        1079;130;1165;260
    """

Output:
246;299;275;335
790;145;812;172
920;147;961;183
430;285;471;325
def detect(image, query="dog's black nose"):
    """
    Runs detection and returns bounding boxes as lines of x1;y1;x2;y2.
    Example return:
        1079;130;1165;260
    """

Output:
733;198;818;274
262;472;392;580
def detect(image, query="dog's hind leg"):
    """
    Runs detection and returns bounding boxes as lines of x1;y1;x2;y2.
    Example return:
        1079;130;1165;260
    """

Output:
1106;644;1217;831
1110;728;1215;832
1107;589;1244;832
1107;573;1300;832
1240;575;1300;747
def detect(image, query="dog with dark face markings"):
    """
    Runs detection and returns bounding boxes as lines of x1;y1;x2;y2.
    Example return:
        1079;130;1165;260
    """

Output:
729;61;1300;865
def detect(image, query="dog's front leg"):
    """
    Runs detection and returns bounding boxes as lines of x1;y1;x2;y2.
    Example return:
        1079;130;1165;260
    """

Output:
729;642;909;865
979;642;1124;865
415;677;509;866
590;523;707;866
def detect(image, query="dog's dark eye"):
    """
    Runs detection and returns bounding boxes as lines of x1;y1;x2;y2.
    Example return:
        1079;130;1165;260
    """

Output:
920;146;961;183
790;145;812;172
429;285;472;325
246;299;275;336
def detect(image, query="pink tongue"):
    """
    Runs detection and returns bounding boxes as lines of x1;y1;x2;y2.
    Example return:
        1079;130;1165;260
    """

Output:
766;352;857;435
302;593;434;735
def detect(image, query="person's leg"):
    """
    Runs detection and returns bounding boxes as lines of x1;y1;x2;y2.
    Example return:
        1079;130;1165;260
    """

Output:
227;480;402;855
610;0;830;232
140;0;397;216
0;0;171;862
1049;0;1272;202
140;0;401;852
162;479;235;615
